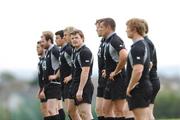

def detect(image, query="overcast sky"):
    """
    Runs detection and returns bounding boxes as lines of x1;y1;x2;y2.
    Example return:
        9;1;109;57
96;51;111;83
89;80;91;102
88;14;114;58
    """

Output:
0;0;180;72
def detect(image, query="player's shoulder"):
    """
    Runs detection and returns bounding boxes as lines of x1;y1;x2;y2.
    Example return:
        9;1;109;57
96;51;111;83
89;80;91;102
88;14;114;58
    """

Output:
110;33;124;44
80;45;92;55
66;44;73;51
144;38;156;53
52;45;60;52
131;41;146;52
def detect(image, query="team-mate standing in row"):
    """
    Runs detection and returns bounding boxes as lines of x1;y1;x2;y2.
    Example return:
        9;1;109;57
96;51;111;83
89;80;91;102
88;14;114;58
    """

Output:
63;27;81;120
70;29;94;120
142;19;160;120
99;18;128;120
50;29;81;120
41;31;64;120
126;18;153;120
36;41;49;119
95;19;108;120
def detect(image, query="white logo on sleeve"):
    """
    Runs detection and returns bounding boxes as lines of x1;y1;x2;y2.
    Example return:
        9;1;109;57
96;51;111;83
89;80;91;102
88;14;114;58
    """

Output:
85;60;90;63
120;45;123;47
136;56;140;60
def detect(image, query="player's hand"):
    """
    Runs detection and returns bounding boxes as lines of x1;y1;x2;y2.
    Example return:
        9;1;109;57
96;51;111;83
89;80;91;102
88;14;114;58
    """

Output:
76;89;83;101
39;91;46;99
64;75;72;84
126;82;139;97
102;69;106;78
126;86;132;97
109;71;116;80
48;75;57;81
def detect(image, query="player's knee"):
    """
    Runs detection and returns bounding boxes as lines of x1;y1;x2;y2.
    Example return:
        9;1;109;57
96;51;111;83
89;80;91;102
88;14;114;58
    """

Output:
149;110;155;120
103;106;111;115
80;110;91;119
68;103;76;112
96;106;102;115
113;107;124;115
67;106;75;115
40;105;48;115
47;107;57;115
41;108;49;116
41;104;47;110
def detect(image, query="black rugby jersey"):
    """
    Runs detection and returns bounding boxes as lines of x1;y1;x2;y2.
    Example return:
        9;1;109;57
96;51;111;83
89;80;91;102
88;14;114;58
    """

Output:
71;45;93;83
104;33;126;76
126;40;150;85
144;36;159;80
59;43;73;82
38;56;45;89
97;38;105;77
42;44;60;85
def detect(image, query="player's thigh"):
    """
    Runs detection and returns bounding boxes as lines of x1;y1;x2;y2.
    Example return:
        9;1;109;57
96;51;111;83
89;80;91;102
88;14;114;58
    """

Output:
67;99;77;112
103;99;113;112
77;103;93;119
96;97;104;109
113;99;126;111
133;107;149;120
47;99;59;111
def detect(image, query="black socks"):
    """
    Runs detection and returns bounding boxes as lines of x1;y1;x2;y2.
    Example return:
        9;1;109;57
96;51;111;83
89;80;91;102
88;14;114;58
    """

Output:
103;117;125;120
44;115;60;120
104;117;114;120
125;118;135;120
98;116;104;120
58;109;65;120
114;117;125;120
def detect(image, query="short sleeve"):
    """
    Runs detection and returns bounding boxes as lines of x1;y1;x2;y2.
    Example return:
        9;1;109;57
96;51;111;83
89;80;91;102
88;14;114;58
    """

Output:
79;49;92;67
131;47;146;65
66;46;73;56
51;46;60;60
111;37;125;53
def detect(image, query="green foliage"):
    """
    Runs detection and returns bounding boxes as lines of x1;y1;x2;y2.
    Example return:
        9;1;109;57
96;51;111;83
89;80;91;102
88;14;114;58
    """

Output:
29;74;39;86
0;104;10;120
154;90;180;119
0;96;42;120
0;71;16;81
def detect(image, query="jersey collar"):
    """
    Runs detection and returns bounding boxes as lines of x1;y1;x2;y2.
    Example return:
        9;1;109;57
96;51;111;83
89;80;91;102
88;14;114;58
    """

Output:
106;32;116;40
60;43;68;51
47;44;54;51
45;44;54;56
101;38;105;43
105;32;116;43
144;35;149;40
131;39;144;47
75;44;85;52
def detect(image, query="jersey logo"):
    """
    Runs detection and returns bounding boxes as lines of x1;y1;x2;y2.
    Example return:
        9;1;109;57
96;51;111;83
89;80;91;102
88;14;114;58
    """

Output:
85;60;90;63
136;56;140;60
120;44;123;47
